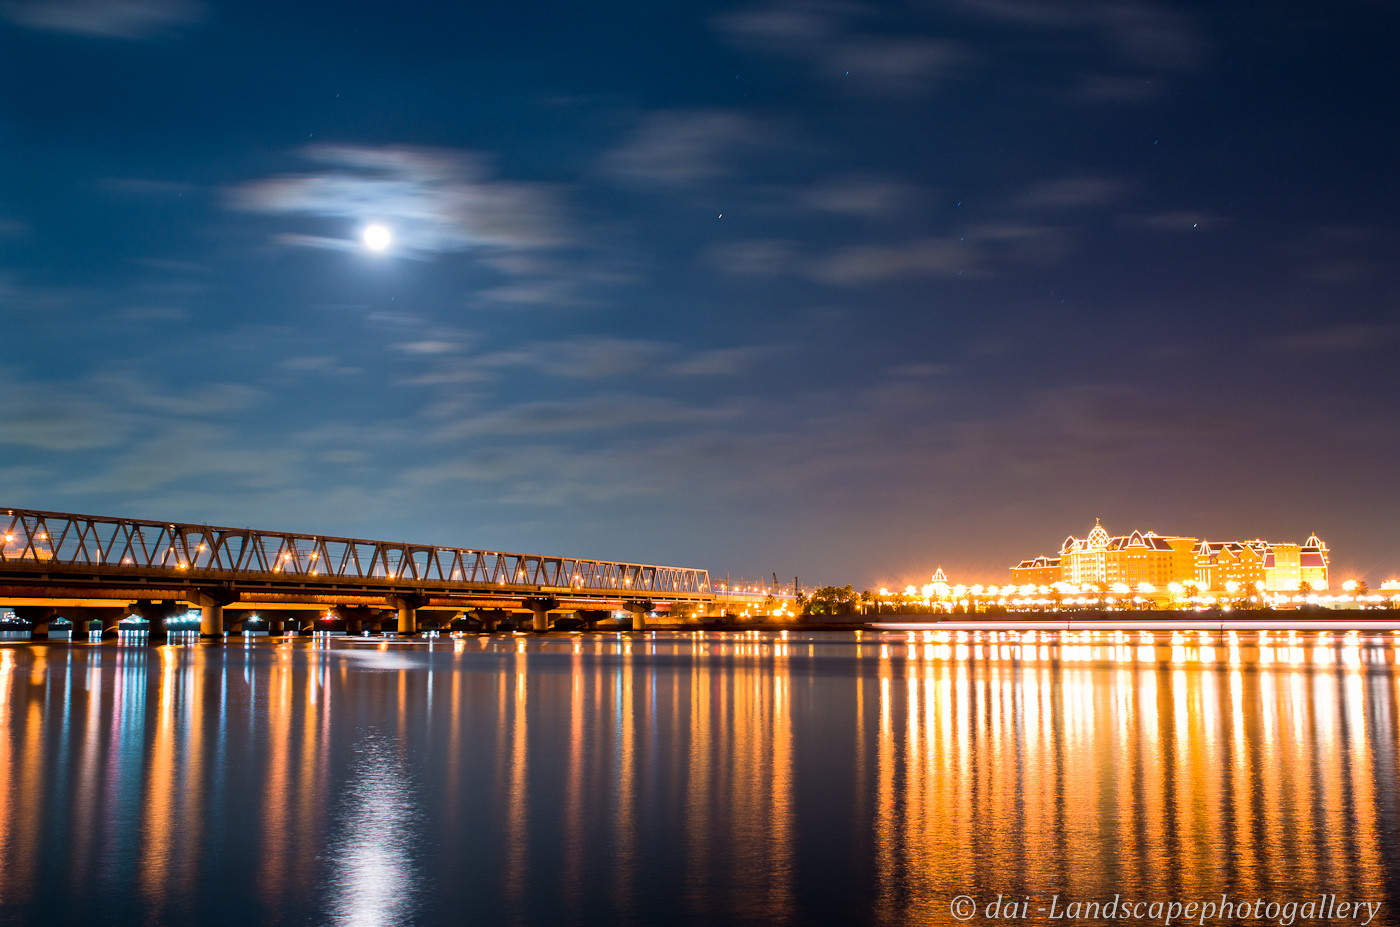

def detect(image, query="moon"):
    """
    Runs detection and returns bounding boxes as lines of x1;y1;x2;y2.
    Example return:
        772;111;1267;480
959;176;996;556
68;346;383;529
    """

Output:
362;224;392;252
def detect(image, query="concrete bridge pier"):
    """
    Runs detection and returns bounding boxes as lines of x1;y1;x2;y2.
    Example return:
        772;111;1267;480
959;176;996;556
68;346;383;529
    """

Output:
13;606;55;638
331;606;370;634
84;606;129;638
388;595;430;635
53;606;116;639
625;600;655;632
337;607;359;634
523;597;560;633
104;600;161;641
281;611;314;635
192;590;240;639
134;600;184;641
202;603;223;636
31;605;101;639
470;609;506;632
577;609;610;630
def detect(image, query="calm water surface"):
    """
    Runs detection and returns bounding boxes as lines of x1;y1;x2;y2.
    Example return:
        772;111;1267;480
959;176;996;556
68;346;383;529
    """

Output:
1;630;1397;926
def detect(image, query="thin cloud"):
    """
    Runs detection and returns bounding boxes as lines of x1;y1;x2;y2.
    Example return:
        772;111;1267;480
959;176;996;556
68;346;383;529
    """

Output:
61;422;302;494
281;356;363;377
674;346;777;376
1264;324;1400;355
434;337;771;382
230;145;569;257
429;394;734;441
800;177;924;217
1074;73;1163;101
948;0;1202;71
392;340;465;356
888;362;953;378
1;0;200;38
465;337;670;380
0;380;132;450
1121;210;1222;231
810;237;973;284
716;1;968;96
123;381;261;416
600;111;768;186
803;219;1071;285
99;177;197;197
473;277;608;308
1016;176;1124;209
1286;225;1390;285
705;239;801;276
116;305;189;322
0;370;256;452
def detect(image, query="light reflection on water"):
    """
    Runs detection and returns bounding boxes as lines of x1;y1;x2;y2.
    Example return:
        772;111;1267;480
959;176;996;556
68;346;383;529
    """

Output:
329;735;419;927
0;630;1397;926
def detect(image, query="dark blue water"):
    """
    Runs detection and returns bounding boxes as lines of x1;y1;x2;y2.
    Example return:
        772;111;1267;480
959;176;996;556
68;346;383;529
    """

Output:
1;631;1397;925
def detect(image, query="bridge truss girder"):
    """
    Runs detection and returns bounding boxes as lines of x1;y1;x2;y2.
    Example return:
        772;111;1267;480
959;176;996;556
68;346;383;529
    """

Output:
0;508;711;602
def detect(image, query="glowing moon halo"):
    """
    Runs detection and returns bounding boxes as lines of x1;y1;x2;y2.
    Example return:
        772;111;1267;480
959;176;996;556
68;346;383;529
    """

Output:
362;224;392;252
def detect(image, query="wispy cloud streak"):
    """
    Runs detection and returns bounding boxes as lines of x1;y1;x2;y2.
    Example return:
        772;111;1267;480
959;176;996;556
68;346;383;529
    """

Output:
1;0;200;38
230;145;569;257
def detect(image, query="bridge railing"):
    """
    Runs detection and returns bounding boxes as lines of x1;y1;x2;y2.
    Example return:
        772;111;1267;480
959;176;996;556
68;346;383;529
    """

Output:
0;508;711;596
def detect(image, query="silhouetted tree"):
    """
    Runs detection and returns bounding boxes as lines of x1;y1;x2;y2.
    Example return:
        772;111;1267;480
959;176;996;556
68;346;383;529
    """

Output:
804;585;860;616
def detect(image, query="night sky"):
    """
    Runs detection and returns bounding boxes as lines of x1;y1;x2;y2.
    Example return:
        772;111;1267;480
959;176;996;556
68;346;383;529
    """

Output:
1;0;1396;588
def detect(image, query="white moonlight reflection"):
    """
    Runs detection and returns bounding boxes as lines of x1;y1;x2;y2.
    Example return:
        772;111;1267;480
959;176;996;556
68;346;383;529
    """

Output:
329;735;419;926
362;224;392;251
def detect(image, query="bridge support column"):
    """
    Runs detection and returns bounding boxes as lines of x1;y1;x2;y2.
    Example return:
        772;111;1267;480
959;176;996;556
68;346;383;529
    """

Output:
624;600;655;633
577;609;609;630
336;607;362;635
192;590;239;640
387;595;429;636
201;604;223;637
522;597;561;633
132;600;182;641
13;606;55;639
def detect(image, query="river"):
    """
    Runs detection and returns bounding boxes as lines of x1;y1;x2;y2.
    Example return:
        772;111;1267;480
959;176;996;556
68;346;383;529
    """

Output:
0;630;1395;925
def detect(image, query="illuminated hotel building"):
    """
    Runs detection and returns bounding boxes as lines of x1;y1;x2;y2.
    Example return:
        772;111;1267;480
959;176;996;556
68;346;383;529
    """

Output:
1012;522;1330;592
1196;535;1329;592
1012;555;1061;586
1011;522;1195;588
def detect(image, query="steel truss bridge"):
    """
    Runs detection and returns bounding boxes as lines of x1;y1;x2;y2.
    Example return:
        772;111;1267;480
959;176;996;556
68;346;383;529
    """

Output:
0;507;712;635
